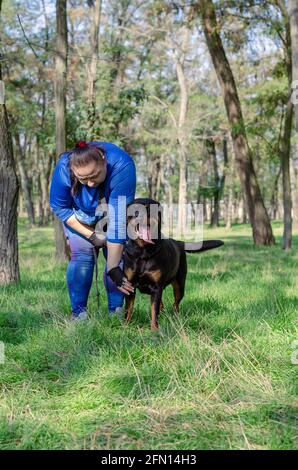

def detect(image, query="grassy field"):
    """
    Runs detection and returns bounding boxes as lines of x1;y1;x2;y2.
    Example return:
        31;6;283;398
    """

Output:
0;219;297;450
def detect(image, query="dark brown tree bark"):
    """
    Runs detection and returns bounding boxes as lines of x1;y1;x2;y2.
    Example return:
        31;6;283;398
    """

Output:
54;0;69;261
197;0;275;245
0;0;20;283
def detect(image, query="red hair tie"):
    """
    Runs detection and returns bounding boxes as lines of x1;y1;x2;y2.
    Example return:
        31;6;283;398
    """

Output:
75;141;89;149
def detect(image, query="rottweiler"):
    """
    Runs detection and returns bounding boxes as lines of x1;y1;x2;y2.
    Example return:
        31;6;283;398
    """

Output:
123;198;224;331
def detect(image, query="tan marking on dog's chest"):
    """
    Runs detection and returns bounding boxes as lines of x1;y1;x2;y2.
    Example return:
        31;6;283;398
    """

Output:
124;267;136;281
141;269;162;283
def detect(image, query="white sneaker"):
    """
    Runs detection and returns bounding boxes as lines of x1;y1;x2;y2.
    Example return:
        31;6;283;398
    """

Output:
109;307;125;321
71;311;88;321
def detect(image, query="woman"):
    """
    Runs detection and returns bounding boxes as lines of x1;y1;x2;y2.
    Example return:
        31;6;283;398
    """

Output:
49;140;136;321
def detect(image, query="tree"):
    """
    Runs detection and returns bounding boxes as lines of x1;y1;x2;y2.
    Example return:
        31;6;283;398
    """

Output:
275;0;293;250
87;0;101;136
0;0;20;283
54;0;69;261
1;0;294;237
176;19;190;235
209;137;228;227
197;0;275;245
14;132;35;225
289;0;298;131
288;0;298;228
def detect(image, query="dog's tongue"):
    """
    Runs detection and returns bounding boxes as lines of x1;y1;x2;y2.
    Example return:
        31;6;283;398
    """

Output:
139;225;155;244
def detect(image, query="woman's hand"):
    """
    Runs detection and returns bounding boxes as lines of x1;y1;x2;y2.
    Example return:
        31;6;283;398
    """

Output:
88;231;106;249
107;266;135;295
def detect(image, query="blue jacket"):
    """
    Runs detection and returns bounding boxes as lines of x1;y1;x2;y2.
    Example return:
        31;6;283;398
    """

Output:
49;142;136;243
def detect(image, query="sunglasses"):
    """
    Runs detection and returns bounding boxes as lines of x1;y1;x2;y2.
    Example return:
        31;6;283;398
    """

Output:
72;167;102;184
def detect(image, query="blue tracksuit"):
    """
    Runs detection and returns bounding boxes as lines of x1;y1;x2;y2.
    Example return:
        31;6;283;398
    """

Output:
49;142;136;315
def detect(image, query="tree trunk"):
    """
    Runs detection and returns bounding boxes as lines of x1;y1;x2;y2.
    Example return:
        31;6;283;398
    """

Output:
241;197;247;224
289;0;298;131
270;166;281;220
161;157;173;237
14;133;35;225
40;163;52;225
278;0;293;250
37;6;51;226
176;24;190;236
87;0;101;137
280;96;293;249
226;187;233;229
148;153;161;200
37;173;44;225
0;0;20;283
222;137;228;185
292;151;298;228
208;139;220;227
233;196;239;224
54;0;69;261
35;137;52;226
225;139;234;229
19;192;24;217
198;0;275;245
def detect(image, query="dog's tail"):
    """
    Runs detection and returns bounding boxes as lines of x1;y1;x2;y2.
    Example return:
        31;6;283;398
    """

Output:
182;240;224;253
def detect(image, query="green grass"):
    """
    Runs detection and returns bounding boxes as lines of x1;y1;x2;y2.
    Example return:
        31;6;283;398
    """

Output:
0;219;297;450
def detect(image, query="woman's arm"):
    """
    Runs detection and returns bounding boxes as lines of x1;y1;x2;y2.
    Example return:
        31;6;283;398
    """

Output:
106;241;123;271
107;242;134;295
105;161;136;295
50;158;100;241
65;214;95;239
49;157;74;222
66;220;134;295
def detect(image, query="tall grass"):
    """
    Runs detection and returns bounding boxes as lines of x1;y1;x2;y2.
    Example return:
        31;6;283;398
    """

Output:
0;219;297;449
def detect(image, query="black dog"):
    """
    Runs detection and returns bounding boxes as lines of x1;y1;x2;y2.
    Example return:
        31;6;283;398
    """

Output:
123;198;223;330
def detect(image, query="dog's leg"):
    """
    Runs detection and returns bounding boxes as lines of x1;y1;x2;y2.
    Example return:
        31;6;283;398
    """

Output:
172;253;187;313
125;293;136;324
150;287;163;331
172;280;184;313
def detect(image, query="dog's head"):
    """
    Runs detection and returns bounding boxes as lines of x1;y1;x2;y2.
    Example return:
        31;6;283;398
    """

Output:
126;198;162;246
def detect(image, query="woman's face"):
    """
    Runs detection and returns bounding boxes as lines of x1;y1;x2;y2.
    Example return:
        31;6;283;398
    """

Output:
72;160;107;187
